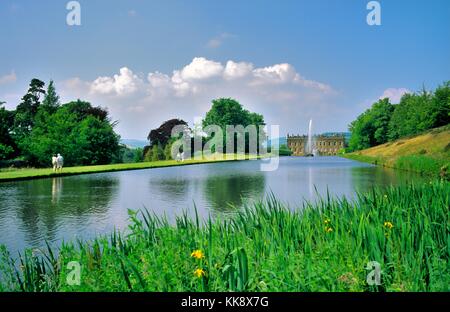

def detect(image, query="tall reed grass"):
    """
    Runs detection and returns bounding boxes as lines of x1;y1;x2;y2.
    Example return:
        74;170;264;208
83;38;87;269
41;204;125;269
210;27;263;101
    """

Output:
0;181;448;292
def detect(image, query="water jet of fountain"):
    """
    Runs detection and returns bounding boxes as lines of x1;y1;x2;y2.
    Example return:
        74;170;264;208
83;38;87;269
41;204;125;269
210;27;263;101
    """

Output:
305;119;316;156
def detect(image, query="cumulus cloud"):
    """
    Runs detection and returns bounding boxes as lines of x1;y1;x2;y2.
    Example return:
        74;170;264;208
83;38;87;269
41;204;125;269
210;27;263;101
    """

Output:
379;88;410;103
91;67;142;96
0;71;17;85
223;61;254;80
180;57;224;81
62;57;337;138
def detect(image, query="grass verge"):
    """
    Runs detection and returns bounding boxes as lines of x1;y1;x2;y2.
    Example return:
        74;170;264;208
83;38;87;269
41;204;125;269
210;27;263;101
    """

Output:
0;181;448;292
343;125;450;178
0;154;263;182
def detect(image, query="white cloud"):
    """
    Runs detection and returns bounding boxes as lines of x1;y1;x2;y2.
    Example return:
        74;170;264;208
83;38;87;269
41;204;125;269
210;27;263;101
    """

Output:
252;63;297;84
180;57;224;80
0;71;17;85
91;67;142;96
223;61;253;80
62;57;337;138
379;88;410;103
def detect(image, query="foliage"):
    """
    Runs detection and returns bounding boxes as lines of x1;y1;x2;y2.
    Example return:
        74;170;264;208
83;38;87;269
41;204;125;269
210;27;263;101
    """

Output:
12;79;46;147
348;98;394;151
0;103;15;159
21;100;120;166
349;82;450;151
0;181;448;291
202;98;265;153
150;144;165;161
40;80;60;115
147;119;188;147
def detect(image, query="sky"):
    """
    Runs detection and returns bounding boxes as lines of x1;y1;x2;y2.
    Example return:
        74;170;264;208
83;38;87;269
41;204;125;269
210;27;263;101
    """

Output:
0;0;449;139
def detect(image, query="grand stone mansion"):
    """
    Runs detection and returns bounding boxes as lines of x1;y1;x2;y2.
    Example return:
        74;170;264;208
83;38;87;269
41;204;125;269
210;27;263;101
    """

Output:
287;134;345;156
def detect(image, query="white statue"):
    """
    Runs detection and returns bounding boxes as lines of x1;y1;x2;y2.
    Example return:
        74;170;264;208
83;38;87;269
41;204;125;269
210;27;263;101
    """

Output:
56;153;64;172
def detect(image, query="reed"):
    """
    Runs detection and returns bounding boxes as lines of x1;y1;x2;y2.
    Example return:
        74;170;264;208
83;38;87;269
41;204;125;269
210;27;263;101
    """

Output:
0;181;448;292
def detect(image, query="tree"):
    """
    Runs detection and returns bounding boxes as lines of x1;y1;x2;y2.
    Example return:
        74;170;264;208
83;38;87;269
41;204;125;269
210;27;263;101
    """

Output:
13;79;46;145
348;98;394;151
430;81;450;128
0;102;15;160
388;90;434;140
40;80;60;115
202;98;265;154
150;143;164;161
21;101;120;166
147;118;188;147
164;142;172;160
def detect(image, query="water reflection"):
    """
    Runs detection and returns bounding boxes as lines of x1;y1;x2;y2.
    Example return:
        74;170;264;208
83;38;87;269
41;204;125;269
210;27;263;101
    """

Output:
204;172;265;213
0;175;119;252
52;177;63;204
0;157;427;255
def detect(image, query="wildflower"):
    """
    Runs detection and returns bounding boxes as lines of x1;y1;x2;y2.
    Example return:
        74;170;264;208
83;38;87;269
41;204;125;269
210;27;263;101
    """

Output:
325;226;333;233
324;218;331;224
384;194;388;199
194;268;206;278
384;221;394;229
191;249;205;260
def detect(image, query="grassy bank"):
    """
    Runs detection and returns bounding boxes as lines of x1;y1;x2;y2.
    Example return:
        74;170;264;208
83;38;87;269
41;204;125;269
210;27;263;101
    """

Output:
343;125;450;178
0;181;448;292
0;154;262;182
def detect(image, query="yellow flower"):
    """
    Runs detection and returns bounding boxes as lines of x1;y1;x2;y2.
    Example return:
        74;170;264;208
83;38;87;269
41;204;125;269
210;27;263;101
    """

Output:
194;268;206;278
191;249;205;260
325;226;333;233
384;221;394;229
324;218;331;224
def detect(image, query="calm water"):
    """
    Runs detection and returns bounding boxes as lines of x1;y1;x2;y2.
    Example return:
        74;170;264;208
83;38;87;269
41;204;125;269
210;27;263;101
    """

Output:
0;157;426;254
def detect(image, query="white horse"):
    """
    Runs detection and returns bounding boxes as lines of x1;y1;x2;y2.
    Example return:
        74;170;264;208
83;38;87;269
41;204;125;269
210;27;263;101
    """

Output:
56;154;64;172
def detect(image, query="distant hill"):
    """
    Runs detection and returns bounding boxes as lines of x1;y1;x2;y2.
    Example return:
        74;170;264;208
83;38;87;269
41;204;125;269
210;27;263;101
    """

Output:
266;137;287;148
120;139;148;149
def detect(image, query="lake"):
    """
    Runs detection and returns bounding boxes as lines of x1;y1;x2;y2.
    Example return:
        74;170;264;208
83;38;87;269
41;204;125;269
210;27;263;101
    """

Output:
0;156;426;255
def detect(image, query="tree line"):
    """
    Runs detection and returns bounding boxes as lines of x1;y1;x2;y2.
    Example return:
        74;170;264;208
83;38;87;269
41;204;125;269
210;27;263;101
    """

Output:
0;79;120;166
348;81;450;151
143;98;265;161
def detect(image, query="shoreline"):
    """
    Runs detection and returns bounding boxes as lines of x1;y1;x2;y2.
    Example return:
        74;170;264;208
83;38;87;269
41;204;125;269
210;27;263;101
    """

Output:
1;181;447;291
0;154;264;183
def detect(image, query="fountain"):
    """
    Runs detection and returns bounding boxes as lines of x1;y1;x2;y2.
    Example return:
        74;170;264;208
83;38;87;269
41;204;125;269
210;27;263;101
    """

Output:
305;119;317;157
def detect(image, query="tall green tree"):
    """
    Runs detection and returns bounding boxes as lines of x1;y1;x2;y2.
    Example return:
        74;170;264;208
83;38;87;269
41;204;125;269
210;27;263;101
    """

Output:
13;79;46;146
202;98;265;153
22;101;120;166
40;80;60;115
348;98;394;151
0;102;15;160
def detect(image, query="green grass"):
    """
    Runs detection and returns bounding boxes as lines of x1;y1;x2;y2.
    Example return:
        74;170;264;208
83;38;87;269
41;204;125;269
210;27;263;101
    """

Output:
1;181;448;292
0;154;263;182
343;125;450;178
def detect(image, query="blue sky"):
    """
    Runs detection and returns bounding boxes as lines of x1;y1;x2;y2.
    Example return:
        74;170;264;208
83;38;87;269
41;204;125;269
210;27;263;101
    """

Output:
1;0;449;139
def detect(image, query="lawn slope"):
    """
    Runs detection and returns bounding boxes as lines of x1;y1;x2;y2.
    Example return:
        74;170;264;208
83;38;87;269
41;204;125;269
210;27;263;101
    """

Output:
343;125;450;178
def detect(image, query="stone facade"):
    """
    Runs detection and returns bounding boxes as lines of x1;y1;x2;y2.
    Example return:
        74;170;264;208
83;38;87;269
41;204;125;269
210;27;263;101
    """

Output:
287;134;345;156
